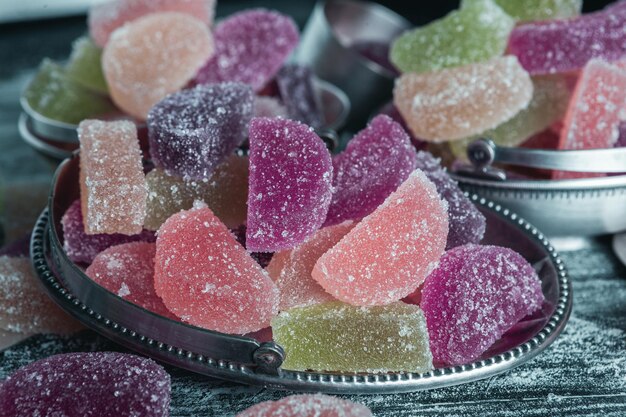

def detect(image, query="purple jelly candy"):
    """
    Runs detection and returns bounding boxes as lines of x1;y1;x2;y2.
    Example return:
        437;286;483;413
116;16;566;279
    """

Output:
508;2;626;74
324;114;417;226
62;199;156;264
193;9;299;91
230;225;274;268
414;151;486;249
147;83;253;180
0;352;171;416
377;101;427;151
421;244;544;366
254;96;288;119
246;117;333;252
0;234;30;258
276;64;323;129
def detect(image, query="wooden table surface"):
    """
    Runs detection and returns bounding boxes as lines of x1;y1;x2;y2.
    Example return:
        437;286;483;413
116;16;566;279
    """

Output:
1;2;625;416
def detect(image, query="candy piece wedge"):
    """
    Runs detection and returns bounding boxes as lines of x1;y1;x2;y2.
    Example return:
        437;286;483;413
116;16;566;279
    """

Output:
272;302;433;373
493;0;581;21
313;170;448;306
65;37;108;94
246;117;333;252
236;394;373;417
394;56;533;142
102;12;214;120
324;114;417;226
154;205;279;334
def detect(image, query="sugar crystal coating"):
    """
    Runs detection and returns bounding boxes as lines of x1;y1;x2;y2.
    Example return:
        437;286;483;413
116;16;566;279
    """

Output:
65;37;108;94
267;222;353;311
236;394;373;417
414;152;485;249
313;170;448;306
147;83;253;180
102;12;214;120
246;117;333;252
62;199;155;264
394;56;533;142
154;205;279;333
272;302;433;373
276;64;323;129
421;244;544;366
85;242;176;319
254;96;288;119
508;3;626;75
0;352;170;416
390;0;514;74
493;0;581;22
79;120;147;235
230;225;273;268
0;256;82;335
324;114;417;226
554;59;626;179
194;9;299;91
145;155;249;230
89;0;216;47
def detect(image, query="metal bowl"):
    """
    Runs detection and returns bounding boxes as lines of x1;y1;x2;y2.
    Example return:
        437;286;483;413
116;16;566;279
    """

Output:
29;153;571;394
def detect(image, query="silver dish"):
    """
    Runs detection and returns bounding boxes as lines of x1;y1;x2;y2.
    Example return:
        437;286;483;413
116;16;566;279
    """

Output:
454;139;626;237
29;153;572;394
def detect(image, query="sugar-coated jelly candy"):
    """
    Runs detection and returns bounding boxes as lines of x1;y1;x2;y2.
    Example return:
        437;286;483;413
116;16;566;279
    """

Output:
62;199;155;264
390;0;514;74
154;205;279;334
276;64;323;129
79;120;147;235
254;96;288;118
508;3;626;75
246;117;333;252
313;170;448;306
89;0;216;47
102;12;214;120
450;74;571;158
414;152;485;249
145;156;249;231
377;102;427;151
230;225;274;268
394;56;533;142
194;9;299;91
493;0;581;22
24;59;115;124
86;242;176;319
421;244;544;366
0;352;171;417
0;256;81;335
555;59;626;179
272;302;433;373
267;222;353;311
325;115;417;226
148;83;253;180
236;394;373;417
65;37;108;94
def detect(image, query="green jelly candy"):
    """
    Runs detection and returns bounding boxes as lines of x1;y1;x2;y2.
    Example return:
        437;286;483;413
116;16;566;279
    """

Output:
65;37;109;94
492;0;582;22
24;59;115;125
272;302;433;373
450;74;571;159
390;0;514;74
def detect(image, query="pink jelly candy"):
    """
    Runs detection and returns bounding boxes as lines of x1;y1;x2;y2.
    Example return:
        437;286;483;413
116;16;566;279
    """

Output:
236;394;373;417
0;256;82;335
313;170;449;306
79;120;147;235
147;83;253;180
554;59;626;179
230;225;274;268
102;12;214;120
85;242;176;319
62;199;155;264
254;96;288;119
246;117;333;252
508;2;626;75
267;222;354;311
194;9;299;91
154;204;279;333
421;244;544;366
0;352;171;416
414;151;485;249
324;115;417;227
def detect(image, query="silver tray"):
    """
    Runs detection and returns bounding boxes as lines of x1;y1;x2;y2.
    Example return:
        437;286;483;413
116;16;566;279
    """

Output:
29;154;572;394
